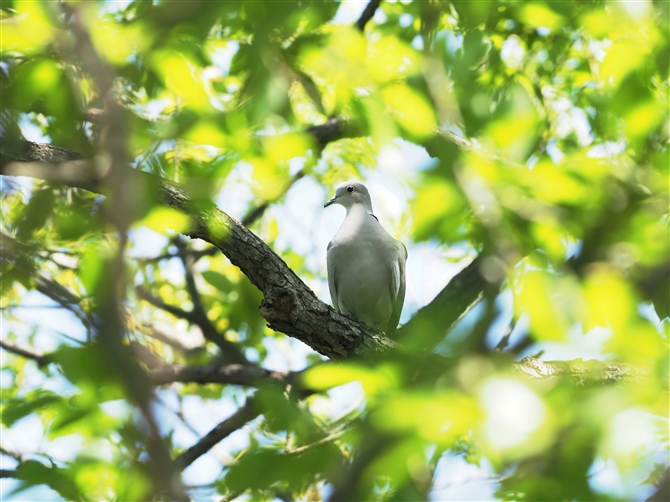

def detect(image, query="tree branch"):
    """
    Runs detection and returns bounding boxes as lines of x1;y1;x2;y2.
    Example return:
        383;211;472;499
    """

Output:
356;0;382;31
513;357;648;385
135;285;248;364
0;339;51;366
138;246;218;264
175;238;249;364
135;286;199;323
395;256;493;350
0;446;23;462
2;142;397;359
148;363;294;387
139;323;206;357
175;395;260;470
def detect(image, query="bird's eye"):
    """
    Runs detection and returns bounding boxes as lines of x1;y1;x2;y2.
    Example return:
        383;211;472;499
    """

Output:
346;185;355;193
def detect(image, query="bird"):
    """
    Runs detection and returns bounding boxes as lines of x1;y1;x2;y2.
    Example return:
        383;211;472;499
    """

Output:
324;181;407;338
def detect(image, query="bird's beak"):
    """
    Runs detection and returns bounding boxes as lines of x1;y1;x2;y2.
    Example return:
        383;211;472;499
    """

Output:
324;195;338;208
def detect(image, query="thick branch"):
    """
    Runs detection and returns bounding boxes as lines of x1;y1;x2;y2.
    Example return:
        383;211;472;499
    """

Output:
2;143;394;358
0;139;480;360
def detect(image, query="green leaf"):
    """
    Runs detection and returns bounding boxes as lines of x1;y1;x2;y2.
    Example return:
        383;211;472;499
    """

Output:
11;460;85;502
1;389;63;427
201;270;234;293
16;187;55;240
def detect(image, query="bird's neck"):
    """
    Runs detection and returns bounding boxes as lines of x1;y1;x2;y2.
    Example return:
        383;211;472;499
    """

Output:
345;203;374;219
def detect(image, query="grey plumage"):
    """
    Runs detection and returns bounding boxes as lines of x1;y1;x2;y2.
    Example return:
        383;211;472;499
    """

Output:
324;181;407;337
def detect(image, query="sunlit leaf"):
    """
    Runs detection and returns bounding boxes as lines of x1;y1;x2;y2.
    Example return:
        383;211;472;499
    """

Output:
514;269;569;341
136;206;191;236
381;84;437;139
0;1;54;55
517;4;565;30
301;362;401;396
152;52;211;111
371;392;480;443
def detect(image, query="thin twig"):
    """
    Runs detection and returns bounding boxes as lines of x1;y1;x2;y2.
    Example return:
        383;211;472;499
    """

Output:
136;286;246;363
135;287;198;323
494;320;515;352
139;323;205;357
138;246;218;264
175;395;261;470
0;446;23;462
0;339;51;366
177;238;249;364
241;171;305;227
148;363;293;387
286;430;347;455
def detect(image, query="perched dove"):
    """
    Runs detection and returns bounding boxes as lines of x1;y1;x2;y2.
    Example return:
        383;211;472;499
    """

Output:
325;181;407;337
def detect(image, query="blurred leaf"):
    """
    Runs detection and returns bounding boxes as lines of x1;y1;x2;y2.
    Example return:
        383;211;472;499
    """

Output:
514;269;569;341
225;443;342;493
136;206;192;235
412;177;466;242
201;270;234;293
0;1;54;55
517;3;565;31
1;389;63;427
583;267;635;333
487;82;541;162
152;51;211;111
16;187;55;240
381;84;436;139
51;344;124;401
78;242;114;297
12;460;84;502
301;362;401;396
371;392;480;443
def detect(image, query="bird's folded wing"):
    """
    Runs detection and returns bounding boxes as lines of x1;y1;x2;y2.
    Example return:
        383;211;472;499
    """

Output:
327;242;341;312
386;241;408;337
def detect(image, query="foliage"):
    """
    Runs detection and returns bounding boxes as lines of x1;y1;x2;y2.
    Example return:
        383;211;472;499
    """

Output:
1;0;668;501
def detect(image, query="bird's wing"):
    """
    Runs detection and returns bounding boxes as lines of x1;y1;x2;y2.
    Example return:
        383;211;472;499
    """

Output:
384;240;408;338
326;241;340;312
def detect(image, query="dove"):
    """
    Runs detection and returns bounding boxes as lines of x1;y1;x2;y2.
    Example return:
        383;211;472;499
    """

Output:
325;181;407;337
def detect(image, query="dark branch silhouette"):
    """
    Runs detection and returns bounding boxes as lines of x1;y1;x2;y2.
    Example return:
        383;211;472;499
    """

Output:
356;0;382;31
175;395;260;470
0;339;50;366
148;363;295;387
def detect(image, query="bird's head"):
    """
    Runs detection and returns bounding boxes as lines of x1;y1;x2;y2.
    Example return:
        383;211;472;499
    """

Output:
324;181;373;212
